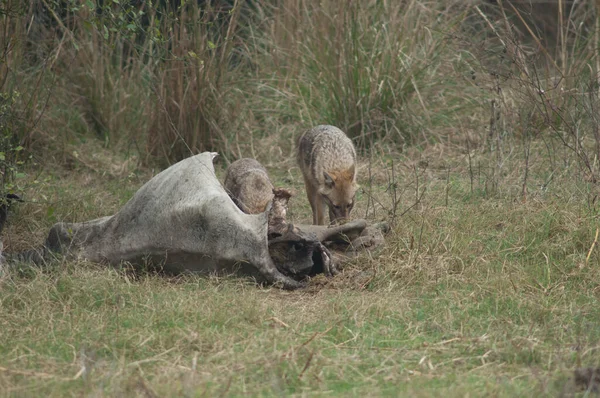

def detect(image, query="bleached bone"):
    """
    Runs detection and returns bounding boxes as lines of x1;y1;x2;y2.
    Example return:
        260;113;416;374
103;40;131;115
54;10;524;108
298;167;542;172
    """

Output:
293;220;368;242
294;220;388;265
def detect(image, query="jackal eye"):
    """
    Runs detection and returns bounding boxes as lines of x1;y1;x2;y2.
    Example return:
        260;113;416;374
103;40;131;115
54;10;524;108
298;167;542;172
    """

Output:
333;204;341;210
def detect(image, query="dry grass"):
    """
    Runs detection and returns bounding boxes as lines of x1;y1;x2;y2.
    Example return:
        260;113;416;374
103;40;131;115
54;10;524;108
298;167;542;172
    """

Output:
1;139;600;396
245;0;466;146
3;0;480;168
1;0;600;396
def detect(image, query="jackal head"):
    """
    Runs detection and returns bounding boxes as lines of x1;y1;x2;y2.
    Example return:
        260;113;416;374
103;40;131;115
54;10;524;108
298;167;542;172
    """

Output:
320;166;358;223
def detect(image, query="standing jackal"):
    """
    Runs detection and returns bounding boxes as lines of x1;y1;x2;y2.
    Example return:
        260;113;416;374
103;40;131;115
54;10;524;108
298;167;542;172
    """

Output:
297;125;358;225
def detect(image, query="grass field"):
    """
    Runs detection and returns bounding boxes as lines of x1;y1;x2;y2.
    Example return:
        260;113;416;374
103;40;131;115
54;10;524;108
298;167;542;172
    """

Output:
1;139;600;396
2;0;600;396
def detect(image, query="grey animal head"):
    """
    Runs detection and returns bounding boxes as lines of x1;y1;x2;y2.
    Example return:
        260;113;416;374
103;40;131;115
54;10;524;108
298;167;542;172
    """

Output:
268;224;329;278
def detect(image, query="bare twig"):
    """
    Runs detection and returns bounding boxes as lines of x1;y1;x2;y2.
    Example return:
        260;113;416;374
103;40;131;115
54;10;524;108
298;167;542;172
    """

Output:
298;350;314;379
585;228;599;266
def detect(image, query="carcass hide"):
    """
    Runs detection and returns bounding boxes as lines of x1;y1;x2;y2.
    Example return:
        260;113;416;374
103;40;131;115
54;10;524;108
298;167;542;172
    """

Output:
1;153;386;288
5;153;314;289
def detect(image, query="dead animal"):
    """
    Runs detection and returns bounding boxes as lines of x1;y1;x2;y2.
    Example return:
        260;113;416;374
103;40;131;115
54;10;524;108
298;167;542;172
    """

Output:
0;153;387;287
1;153;338;289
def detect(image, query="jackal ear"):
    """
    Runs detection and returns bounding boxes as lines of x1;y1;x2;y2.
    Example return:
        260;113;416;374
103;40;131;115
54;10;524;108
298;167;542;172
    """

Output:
323;172;335;188
348;163;355;177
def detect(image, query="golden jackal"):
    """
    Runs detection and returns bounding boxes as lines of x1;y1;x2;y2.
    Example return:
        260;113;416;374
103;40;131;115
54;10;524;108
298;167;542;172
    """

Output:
224;158;275;214
297;125;358;225
224;158;293;236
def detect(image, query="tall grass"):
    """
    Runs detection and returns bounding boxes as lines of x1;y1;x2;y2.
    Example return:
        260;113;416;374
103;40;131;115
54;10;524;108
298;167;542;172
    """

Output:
8;0;154;162
146;1;244;163
0;0;52;192
5;0;485;167
4;0;600;176
248;0;469;148
433;1;600;197
8;0;248;165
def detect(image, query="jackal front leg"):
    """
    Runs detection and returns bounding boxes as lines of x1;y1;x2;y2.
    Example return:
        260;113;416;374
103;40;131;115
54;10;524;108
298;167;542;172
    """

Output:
314;196;327;225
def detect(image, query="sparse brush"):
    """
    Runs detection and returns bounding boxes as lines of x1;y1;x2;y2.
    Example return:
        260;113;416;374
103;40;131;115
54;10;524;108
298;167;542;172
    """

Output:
458;1;600;186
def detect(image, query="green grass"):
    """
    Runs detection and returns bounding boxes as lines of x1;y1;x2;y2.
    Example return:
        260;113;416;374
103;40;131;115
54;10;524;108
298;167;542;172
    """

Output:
2;266;585;396
2;0;600;395
1;143;599;396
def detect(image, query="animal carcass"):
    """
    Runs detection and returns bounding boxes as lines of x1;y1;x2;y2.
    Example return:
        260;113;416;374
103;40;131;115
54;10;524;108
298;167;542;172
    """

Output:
2;153;332;289
2;153;387;288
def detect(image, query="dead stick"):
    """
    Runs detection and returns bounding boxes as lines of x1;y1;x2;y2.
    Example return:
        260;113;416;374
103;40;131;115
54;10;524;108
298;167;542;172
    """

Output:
586;228;599;265
298;351;314;379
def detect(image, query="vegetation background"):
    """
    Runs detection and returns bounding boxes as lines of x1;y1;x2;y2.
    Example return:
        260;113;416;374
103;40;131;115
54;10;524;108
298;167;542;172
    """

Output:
1;0;600;395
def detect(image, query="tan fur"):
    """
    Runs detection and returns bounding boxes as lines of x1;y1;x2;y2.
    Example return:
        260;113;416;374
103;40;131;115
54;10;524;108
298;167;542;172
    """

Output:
224;159;293;236
224;158;274;214
296;125;358;225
